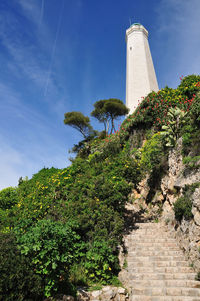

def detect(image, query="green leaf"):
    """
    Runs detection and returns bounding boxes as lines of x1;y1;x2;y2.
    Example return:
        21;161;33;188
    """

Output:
52;262;57;269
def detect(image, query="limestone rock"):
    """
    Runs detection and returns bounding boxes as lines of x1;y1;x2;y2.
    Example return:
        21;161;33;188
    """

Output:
175;168;200;188
117;287;126;294
81;286;128;301
159;138;200;274
77;289;90;301
161;175;170;196
193;188;200;209
90;290;101;299
151;190;164;204
192;207;200;226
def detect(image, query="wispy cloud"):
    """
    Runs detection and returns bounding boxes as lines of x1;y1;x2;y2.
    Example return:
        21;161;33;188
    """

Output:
155;0;200;87
0;1;67;105
18;0;45;30
0;80;69;190
0;11;48;90
44;0;65;97
39;0;45;27
0;0;85;190
16;0;72;106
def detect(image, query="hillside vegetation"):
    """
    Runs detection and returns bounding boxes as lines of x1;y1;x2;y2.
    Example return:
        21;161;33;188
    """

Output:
0;75;200;300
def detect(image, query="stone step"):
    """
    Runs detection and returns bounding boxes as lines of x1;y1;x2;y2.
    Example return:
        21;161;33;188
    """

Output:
127;247;181;253
129;231;169;235
127;229;169;233
126;238;177;243
127;249;181;255
129;226;171;231
131;279;200;288
121;223;199;300
127;248;181;253
127;266;194;274
128;250;184;256
127;242;179;248
131;287;200;297
129;273;197;280
126;233;174;238
134;223;162;227
131;295;200;301
127;261;189;268
133;225;166;229
127;256;186;262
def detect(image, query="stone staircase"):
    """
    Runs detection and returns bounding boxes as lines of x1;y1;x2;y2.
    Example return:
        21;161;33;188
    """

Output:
123;222;200;301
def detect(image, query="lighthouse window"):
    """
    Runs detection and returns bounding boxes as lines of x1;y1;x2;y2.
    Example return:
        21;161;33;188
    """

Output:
130;47;132;50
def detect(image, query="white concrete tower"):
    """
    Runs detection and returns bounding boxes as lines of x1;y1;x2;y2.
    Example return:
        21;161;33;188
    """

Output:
126;23;159;114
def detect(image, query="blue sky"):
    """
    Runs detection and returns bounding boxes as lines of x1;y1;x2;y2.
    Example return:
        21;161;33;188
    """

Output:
0;0;200;189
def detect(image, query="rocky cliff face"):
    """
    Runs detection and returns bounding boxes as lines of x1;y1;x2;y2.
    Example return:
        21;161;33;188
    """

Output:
161;138;200;272
131;138;200;272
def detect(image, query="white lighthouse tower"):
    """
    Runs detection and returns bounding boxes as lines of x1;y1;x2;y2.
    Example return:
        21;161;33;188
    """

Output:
126;23;159;114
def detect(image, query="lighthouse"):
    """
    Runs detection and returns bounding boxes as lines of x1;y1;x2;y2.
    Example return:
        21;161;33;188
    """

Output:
126;23;159;114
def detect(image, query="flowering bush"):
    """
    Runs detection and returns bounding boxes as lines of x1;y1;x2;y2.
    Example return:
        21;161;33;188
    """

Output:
0;148;134;295
0;74;200;297
121;75;200;135
178;74;200;98
0;187;18;210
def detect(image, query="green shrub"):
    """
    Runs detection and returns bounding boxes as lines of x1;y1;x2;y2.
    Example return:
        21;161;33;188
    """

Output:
182;123;195;156
89;134;121;162
173;197;193;221
0;187;18;210
183;156;200;169
161;107;187;147
140;132;164;172
190;94;200;125
84;240;120;283
69;263;88;287
0;187;19;231
178;74;200;98
15;219;82;297
181;123;200;157
173;184;200;222
0;232;43;301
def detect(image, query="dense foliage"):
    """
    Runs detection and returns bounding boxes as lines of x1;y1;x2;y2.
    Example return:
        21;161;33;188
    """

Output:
0;75;200;299
173;196;193;222
173;183;200;222
0;232;43;301
0;144;136;298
